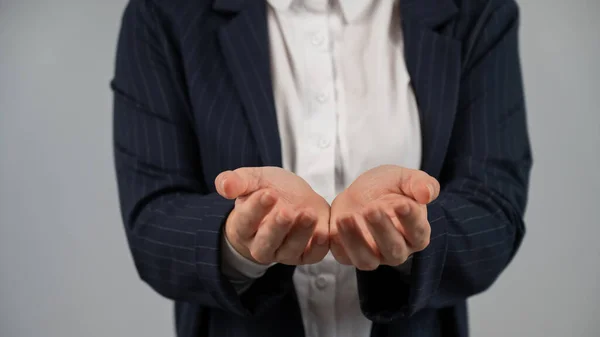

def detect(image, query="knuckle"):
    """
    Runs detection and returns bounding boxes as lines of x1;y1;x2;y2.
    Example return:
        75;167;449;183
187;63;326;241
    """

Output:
389;243;407;261
275;248;299;262
414;224;427;238
249;247;271;265
233;226;246;240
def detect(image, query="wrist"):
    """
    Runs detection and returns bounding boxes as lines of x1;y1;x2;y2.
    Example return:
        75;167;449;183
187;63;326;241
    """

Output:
221;234;272;280
224;210;265;265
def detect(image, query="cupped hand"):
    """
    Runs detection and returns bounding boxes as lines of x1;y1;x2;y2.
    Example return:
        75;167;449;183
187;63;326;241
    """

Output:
329;165;440;270
215;167;330;265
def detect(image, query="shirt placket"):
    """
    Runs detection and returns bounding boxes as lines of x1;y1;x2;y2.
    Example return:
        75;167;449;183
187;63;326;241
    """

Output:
295;9;338;337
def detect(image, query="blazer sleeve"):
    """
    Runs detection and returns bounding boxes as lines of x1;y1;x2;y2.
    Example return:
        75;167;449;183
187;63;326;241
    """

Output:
111;0;295;317
356;1;532;322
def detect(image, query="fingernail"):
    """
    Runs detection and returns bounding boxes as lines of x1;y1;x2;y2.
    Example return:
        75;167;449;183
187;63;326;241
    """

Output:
220;178;227;194
427;184;435;202
260;192;275;207
276;212;287;224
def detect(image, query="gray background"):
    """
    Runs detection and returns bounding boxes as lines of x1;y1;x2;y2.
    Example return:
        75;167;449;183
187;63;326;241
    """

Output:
1;0;599;336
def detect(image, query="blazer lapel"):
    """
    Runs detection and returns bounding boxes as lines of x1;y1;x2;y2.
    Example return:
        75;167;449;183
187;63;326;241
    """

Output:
214;0;283;167
213;0;462;176
401;0;462;178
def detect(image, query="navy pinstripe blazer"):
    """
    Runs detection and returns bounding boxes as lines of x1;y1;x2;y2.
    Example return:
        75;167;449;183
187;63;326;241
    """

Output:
111;0;531;336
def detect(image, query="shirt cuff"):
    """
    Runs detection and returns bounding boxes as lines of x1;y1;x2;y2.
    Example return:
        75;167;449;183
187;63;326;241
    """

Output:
221;234;273;280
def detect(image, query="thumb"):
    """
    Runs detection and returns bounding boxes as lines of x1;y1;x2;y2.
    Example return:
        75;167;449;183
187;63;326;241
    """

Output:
215;167;265;199
401;169;440;204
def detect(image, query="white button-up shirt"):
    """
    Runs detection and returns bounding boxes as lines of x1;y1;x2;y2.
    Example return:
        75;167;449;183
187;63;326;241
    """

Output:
222;1;422;336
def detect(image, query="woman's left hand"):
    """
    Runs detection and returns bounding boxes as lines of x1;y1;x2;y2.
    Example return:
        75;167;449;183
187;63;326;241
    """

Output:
329;165;440;270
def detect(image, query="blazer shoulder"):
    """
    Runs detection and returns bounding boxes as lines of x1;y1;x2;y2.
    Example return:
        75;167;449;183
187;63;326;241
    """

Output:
128;0;213;13
450;0;520;40
121;0;222;48
453;0;519;15
124;0;215;28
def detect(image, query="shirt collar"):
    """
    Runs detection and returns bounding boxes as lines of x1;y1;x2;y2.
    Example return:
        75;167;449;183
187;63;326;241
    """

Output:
266;0;373;23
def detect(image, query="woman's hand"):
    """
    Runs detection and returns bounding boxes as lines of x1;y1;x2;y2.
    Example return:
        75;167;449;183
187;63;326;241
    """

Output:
216;167;330;265
329;165;440;270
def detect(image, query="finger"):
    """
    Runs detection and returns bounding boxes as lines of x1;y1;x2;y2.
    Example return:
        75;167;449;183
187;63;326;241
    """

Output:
400;169;440;204
329;222;352;265
275;211;317;264
301;232;329;264
232;190;277;240
249;208;295;264
312;209;330;247
215;167;265;199
392;199;431;252
338;215;380;271
363;208;409;266
302;205;330;264
300;207;330;264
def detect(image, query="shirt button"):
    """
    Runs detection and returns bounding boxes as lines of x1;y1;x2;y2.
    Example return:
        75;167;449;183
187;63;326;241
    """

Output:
311;33;325;46
317;138;331;149
315;92;329;103
315;275;329;289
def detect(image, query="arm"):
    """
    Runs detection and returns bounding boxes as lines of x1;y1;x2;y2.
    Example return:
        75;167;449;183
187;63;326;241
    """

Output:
356;1;532;321
112;0;295;316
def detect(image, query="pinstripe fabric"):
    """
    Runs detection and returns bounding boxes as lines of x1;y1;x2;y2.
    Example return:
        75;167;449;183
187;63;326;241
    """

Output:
111;0;531;336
